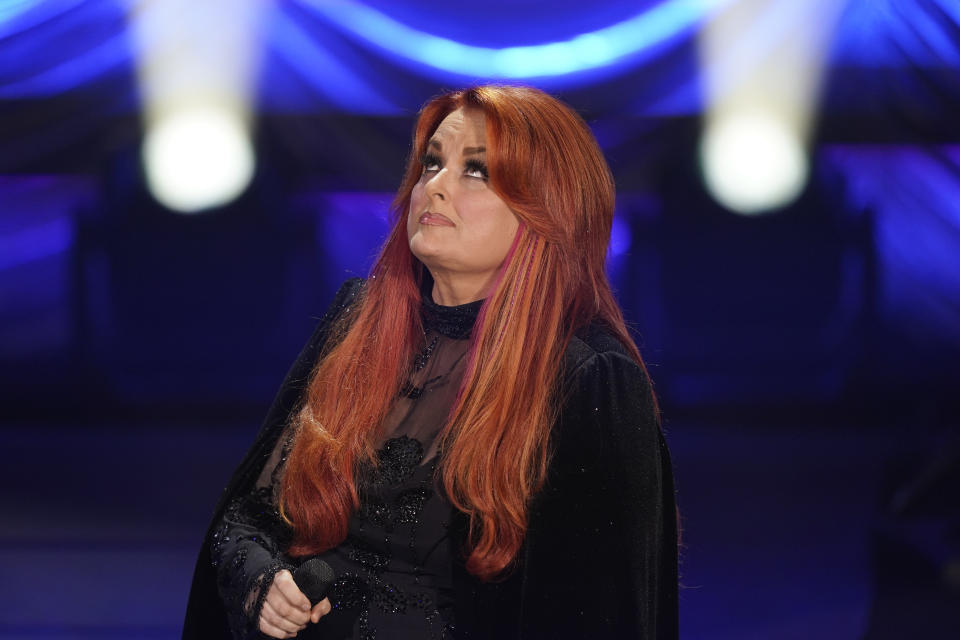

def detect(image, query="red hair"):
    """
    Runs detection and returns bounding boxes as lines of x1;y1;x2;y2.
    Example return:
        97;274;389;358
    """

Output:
280;85;646;580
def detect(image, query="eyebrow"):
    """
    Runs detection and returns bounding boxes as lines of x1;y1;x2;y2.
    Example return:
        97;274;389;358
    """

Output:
428;139;486;155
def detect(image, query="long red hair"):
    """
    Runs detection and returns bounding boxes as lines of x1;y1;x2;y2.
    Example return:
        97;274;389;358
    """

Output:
280;85;645;581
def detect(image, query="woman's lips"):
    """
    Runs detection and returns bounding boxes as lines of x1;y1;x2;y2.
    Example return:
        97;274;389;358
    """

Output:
419;212;455;227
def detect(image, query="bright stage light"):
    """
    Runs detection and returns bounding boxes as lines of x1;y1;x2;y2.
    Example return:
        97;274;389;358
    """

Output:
142;106;254;213
698;0;846;215
700;109;808;215
129;0;265;214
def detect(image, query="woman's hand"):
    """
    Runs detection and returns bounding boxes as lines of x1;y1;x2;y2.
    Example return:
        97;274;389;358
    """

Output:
258;569;332;638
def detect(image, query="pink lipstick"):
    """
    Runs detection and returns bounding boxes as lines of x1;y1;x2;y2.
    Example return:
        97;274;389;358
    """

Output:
418;212;455;226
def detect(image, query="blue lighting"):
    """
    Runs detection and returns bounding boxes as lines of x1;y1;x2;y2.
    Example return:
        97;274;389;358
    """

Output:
0;216;73;271
825;145;960;348
267;10;399;113
299;0;729;79
0;32;130;98
0;0;77;38
1;0;957;111
606;210;635;285
831;0;960;67
0;176;91;271
311;192;393;276
609;214;632;257
0;0;133;98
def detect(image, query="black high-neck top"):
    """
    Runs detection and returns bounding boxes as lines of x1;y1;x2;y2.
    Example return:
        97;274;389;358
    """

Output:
210;292;483;640
310;293;481;639
421;292;483;340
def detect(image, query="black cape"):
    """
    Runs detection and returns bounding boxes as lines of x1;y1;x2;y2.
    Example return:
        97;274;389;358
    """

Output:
182;278;679;639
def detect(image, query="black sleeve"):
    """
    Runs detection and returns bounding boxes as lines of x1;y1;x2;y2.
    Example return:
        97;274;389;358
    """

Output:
518;350;679;639
209;485;296;639
182;278;365;640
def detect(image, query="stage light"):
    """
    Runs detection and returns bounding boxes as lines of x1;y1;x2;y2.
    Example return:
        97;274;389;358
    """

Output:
142;106;254;213
700;108;808;214
129;0;265;214
698;0;846;215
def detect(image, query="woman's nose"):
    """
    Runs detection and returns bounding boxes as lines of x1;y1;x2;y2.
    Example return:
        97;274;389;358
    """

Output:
425;168;450;200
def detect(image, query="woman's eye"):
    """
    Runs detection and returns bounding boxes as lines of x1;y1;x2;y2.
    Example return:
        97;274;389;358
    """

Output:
464;160;489;181
420;153;441;173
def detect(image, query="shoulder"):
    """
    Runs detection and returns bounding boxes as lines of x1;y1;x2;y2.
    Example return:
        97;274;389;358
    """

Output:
321;277;366;325
301;277;366;350
554;322;658;453
523;324;676;639
561;321;651;394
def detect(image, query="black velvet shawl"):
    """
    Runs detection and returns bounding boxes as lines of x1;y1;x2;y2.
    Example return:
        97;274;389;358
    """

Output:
182;278;678;639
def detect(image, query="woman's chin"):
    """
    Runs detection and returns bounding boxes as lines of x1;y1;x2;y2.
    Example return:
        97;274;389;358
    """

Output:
409;237;447;264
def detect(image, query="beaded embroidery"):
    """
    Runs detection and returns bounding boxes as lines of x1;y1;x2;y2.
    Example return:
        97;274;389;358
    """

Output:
330;434;450;639
209;286;480;639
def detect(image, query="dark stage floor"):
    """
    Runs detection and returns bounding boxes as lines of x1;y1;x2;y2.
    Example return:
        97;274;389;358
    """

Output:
1;417;956;639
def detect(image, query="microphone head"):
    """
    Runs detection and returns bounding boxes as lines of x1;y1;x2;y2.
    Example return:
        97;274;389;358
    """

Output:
293;558;336;605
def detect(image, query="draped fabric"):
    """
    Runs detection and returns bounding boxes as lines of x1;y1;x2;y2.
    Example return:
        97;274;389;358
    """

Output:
2;0;959;109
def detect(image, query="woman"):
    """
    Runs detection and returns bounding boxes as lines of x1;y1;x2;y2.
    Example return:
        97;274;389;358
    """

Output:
183;85;678;639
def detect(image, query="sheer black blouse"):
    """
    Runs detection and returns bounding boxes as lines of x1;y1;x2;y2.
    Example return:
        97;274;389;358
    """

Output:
209;288;483;639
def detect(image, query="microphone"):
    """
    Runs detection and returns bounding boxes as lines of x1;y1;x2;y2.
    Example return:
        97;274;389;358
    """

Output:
293;558;336;605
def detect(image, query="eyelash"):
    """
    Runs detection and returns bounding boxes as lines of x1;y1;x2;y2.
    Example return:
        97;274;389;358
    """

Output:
420;153;489;181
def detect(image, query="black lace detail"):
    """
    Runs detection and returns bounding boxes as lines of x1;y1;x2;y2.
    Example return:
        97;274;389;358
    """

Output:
360;485;433;533
245;560;295;635
346;536;392;572
270;429;297;488
421;294;482;340
211;486;294;639
413;335;441;371
378;435;424;484
330;572;372;611
399;334;469;402
326;435;451;639
358;435;433;532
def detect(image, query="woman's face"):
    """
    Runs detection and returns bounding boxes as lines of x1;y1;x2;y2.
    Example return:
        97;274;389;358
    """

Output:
407;107;520;298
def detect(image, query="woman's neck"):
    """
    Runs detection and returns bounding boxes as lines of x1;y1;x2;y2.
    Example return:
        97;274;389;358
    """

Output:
429;272;494;306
